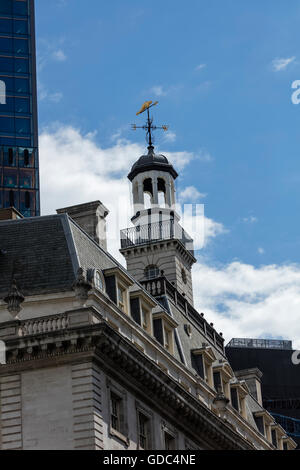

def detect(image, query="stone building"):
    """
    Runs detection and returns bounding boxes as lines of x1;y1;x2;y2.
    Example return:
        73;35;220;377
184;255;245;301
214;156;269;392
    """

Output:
0;142;297;450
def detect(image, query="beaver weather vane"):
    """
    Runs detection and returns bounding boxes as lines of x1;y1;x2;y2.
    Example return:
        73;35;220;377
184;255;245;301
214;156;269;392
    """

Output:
132;101;169;147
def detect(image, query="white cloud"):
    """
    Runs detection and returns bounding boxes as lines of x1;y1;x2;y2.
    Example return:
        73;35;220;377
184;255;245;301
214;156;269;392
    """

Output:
39;125;222;260
150;85;167;97
149;84;182;97
243;216;258;224
272;56;295;72
179;186;206;202
52;49;67;62
38;83;63;103
258;247;265;255
163;131;176;143
192;261;300;349
195;63;206;71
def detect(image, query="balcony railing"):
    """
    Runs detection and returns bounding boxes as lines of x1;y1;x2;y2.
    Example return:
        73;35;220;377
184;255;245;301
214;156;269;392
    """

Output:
140;276;225;353
120;220;194;254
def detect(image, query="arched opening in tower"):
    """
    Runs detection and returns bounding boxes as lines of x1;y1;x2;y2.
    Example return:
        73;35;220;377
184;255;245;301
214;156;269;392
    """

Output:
143;178;153;209
158;178;166;207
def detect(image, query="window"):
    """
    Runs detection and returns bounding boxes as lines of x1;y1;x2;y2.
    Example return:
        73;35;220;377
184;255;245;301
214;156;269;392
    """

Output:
144;265;159;280
230;387;239;412
271;429;277;448
164;432;176;450
94;270;104;292
138;412;151;450
24;149;29;166
191;352;205;379
181;268;187;284
213;371;222;392
25;191;30;209
9;190;14;207
8;148;13;165
254;415;265;436
110;392;122;433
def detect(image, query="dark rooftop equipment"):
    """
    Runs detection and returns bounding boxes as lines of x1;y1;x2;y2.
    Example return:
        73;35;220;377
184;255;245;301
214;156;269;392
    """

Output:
227;337;293;350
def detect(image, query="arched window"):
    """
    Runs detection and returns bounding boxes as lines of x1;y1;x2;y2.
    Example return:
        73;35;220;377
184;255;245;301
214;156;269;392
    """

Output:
157;178;166;207
94;270;105;292
144;265;159;280
181;268;187;285
143;178;153;209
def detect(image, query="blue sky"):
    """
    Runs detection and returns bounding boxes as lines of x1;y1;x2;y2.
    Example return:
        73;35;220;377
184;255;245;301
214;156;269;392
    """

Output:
35;0;300;345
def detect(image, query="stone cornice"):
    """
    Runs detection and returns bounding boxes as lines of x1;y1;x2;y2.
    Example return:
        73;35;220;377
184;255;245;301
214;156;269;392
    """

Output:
0;321;256;450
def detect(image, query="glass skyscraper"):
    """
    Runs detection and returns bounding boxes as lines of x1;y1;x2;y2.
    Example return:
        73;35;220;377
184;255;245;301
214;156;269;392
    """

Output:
0;0;39;217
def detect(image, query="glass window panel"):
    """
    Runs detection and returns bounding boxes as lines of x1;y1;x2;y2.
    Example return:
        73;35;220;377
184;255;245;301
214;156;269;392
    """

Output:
0;19;13;34
15;97;30;113
0;116;14;133
19;169;33;188
13;20;28;35
14;58;29;74
13;1;28;17
0;37;13;53
4;189;19;208
18;147;34;167
14;38;28;54
20;190;34;211
3;147;16;166
14;77;29;93
3;169;18;187
15;117;30;134
0;56;14;73
0;0;12;15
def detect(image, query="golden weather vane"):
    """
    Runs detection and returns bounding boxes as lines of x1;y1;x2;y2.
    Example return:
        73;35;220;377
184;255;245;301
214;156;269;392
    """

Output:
132;100;169;147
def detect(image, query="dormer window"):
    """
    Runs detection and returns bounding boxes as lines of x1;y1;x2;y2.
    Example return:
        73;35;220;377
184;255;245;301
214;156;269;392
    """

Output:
103;267;134;315
152;311;178;355
145;265;159;280
230;382;248;419
191;347;216;388
129;289;156;334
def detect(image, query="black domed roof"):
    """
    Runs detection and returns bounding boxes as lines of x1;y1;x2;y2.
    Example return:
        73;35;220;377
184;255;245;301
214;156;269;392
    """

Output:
128;146;178;181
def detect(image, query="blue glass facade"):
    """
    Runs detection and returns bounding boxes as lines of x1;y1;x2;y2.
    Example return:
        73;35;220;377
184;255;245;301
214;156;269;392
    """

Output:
0;0;39;217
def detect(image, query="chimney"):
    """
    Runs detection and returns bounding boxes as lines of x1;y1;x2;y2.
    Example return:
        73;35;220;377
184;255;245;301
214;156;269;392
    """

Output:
234;368;263;405
0;207;24;221
57;201;109;251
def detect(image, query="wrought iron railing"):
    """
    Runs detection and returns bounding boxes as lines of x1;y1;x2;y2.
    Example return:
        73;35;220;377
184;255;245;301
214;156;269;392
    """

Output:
140;276;225;353
120;220;194;254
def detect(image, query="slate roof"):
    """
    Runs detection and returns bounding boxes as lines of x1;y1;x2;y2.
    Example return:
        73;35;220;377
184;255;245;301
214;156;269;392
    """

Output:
0;214;76;296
